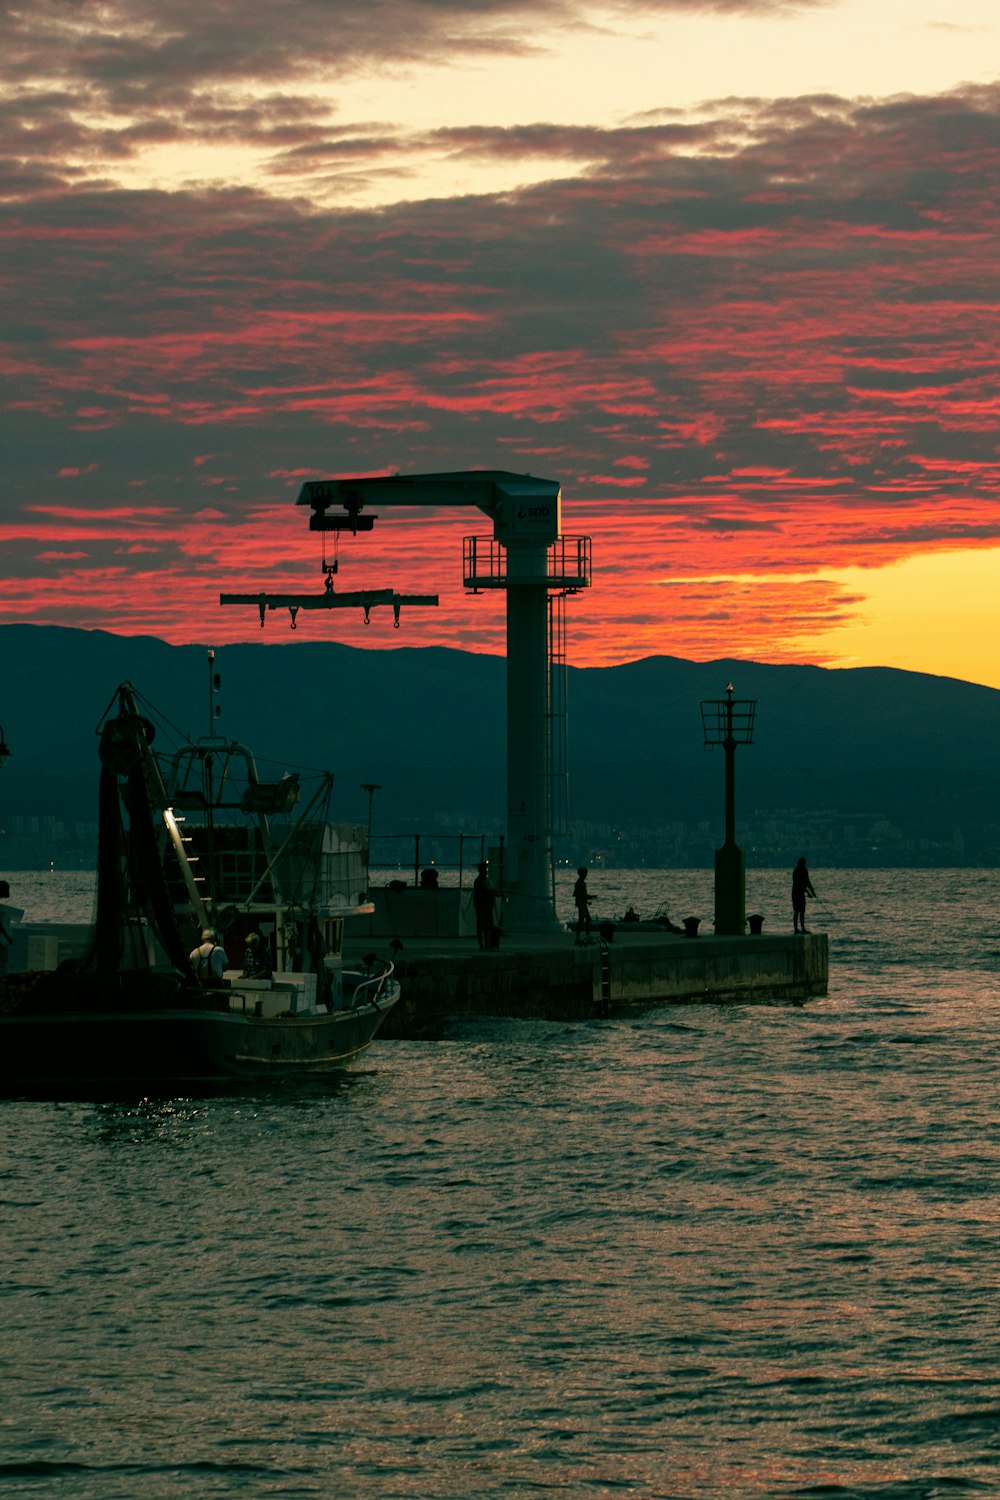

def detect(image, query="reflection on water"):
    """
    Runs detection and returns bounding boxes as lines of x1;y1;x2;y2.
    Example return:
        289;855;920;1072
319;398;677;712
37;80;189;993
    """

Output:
6;868;98;926
81;1072;374;1132
2;868;999;1498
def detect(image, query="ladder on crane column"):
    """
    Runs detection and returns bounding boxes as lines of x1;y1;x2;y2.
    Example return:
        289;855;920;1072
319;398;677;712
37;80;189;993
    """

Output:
548;591;570;841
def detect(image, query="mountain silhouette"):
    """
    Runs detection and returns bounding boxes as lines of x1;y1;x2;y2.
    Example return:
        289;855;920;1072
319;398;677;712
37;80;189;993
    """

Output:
2;625;998;862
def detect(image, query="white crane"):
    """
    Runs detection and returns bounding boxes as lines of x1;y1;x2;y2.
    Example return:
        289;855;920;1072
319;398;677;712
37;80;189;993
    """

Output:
221;470;592;933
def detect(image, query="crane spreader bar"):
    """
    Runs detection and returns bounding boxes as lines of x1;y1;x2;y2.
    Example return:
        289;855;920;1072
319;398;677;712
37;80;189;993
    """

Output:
220;586;439;629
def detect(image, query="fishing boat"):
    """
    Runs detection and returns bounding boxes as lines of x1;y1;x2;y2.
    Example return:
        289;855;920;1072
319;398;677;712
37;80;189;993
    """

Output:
0;682;399;1089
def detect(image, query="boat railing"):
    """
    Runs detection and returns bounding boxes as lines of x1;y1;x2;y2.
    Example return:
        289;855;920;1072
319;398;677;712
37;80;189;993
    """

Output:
348;960;396;1010
224;959;395;1015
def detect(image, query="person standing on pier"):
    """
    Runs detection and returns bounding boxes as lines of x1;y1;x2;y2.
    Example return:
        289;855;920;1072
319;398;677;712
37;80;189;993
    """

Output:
574;867;593;945
473;861;500;950
792;857;816;934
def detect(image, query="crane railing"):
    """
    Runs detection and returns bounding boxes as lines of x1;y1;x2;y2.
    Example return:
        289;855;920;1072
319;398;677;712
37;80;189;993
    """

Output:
463;536;592;592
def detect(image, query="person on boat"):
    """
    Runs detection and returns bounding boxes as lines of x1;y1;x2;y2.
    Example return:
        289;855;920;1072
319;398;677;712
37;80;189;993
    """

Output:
472;861;500;950
792;857;817;934
573;867;592;945
241;930;272;980
190;927;228;985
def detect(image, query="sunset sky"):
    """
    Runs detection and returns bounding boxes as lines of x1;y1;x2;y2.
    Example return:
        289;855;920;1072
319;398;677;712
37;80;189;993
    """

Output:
2;0;1000;683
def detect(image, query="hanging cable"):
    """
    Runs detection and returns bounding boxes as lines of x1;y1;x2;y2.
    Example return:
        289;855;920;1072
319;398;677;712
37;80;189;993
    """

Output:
320;531;339;580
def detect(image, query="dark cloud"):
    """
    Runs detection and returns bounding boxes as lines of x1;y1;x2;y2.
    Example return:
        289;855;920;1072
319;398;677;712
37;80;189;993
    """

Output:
2;72;1000;660
0;0;829;186
693;515;783;532
4;0;821;94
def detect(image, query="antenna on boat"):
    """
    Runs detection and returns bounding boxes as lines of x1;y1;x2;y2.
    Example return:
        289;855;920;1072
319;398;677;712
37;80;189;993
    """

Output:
207;649;222;737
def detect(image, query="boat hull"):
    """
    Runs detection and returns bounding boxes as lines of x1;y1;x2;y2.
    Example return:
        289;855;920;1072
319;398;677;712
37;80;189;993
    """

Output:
0;990;399;1090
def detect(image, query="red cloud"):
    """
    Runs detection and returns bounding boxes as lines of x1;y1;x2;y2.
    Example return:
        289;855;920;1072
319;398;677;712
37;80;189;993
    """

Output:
3;86;1000;668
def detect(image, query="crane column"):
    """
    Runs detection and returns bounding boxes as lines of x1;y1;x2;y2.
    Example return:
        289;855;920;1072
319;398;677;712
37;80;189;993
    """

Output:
504;537;559;931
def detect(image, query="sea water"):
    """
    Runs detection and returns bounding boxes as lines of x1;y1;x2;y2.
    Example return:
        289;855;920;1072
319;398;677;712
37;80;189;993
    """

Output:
1;868;998;1498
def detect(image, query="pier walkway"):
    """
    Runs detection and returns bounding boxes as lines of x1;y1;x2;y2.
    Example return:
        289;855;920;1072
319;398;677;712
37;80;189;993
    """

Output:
342;927;829;1037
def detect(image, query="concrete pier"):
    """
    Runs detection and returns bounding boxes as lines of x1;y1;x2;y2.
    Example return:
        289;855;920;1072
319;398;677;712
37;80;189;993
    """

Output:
343;928;829;1037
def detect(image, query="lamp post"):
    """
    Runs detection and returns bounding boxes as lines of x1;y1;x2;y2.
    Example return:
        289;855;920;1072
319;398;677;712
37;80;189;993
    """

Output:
700;684;757;935
206;649;222;735
361;783;381;890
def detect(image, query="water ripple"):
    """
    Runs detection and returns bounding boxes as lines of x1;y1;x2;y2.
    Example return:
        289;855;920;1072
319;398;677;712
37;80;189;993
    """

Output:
3;868;1000;1498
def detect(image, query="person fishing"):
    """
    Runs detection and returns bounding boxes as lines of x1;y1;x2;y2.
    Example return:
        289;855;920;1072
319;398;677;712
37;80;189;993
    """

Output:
573;866;593;945
472;861;501;950
792;857;817;934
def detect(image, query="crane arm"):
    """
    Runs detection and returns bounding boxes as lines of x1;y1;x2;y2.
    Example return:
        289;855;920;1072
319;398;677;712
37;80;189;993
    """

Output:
296;469;561;544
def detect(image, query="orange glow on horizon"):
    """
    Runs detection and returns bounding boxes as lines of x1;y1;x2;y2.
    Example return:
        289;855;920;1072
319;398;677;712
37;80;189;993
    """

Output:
3;495;999;686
